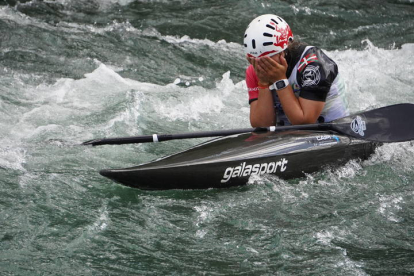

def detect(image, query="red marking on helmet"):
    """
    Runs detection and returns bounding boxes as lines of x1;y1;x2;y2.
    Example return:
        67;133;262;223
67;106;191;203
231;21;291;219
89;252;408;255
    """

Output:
258;50;277;57
271;24;292;49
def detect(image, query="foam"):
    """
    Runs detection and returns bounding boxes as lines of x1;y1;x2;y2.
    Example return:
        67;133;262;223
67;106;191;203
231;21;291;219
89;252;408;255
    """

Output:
377;194;404;223
314;228;368;275
0;145;27;171
327;41;414;113
6;59;249;145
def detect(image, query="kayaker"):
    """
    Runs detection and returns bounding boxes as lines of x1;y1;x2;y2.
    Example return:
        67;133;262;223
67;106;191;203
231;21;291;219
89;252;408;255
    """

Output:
244;14;349;127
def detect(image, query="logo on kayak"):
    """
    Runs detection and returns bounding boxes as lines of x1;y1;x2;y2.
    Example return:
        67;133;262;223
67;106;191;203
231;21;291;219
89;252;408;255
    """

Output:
313;135;340;146
351;116;366;136
221;158;288;183
316;135;339;141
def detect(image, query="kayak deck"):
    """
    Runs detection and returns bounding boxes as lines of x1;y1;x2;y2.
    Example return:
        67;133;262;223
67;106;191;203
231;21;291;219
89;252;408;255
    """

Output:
100;130;378;190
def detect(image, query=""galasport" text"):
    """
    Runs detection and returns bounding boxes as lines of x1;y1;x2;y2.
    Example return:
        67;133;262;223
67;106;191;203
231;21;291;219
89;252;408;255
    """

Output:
221;158;288;183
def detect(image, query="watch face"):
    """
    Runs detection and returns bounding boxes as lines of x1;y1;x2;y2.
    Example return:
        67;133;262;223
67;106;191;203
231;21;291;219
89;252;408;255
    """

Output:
276;80;286;89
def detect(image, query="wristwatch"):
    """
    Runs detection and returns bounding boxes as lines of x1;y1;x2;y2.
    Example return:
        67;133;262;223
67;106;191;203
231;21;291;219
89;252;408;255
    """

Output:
273;79;289;91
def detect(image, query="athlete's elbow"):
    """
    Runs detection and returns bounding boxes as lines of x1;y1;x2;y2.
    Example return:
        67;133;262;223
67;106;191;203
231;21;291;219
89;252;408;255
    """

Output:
250;117;274;128
289;117;318;125
250;118;260;128
250;121;261;128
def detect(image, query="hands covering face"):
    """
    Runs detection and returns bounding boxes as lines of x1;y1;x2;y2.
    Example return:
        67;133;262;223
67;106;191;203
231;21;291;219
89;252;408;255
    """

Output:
247;53;288;86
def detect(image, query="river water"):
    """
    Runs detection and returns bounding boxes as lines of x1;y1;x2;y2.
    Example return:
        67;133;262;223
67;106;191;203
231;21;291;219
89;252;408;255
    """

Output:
1;0;414;275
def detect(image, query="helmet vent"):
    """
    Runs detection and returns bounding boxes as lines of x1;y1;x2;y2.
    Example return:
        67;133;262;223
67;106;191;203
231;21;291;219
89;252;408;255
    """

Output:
263;42;273;46
263;32;273;37
252;39;256;49
271;19;279;24
278;17;284;22
266;24;275;30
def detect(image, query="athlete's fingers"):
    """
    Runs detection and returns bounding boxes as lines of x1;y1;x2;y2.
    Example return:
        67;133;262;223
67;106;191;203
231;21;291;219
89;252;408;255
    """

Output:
246;55;255;66
263;56;278;66
255;60;268;74
257;56;275;70
262;56;285;73
254;63;270;83
279;54;288;68
252;59;260;71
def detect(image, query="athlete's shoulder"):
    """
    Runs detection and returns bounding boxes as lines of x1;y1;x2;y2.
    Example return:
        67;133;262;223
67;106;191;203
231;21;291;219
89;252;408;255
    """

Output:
300;47;338;73
297;46;338;85
295;46;339;102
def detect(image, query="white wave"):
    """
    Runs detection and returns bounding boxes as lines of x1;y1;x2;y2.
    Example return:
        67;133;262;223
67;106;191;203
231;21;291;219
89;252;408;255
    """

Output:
327;41;414;113
194;205;214;227
331;160;364;179
55;0;135;8
0;145;27;171
77;21;243;54
377;194;404;223
9;62;147;139
3;4;234;57
290;4;339;17
314;228;368;275
88;205;110;232
162;34;243;53
0;6;135;35
151;71;240;122
0;6;32;25
65;204;110;251
365;142;414;172
7;60;251;145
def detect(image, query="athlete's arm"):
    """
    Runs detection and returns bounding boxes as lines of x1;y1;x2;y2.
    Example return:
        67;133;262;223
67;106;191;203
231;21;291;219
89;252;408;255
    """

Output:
246;58;276;127
249;88;275;127
255;55;325;125
276;86;325;125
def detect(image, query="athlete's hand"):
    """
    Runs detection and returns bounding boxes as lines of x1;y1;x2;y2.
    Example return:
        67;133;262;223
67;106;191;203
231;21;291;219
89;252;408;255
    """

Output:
255;54;288;84
247;55;272;86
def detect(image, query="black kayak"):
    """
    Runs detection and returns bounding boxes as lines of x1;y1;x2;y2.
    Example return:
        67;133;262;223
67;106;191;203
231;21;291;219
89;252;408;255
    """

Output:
100;130;378;190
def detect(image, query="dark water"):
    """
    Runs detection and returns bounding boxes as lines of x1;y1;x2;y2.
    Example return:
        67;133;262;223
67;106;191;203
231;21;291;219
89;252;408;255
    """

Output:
1;0;414;275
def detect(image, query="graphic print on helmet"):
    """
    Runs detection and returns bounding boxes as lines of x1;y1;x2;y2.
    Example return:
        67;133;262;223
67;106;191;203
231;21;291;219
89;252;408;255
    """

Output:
243;14;294;58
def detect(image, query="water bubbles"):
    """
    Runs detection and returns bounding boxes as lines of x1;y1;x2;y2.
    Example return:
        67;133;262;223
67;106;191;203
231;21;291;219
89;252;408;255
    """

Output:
0;146;27;171
377;194;404;223
172;75;205;87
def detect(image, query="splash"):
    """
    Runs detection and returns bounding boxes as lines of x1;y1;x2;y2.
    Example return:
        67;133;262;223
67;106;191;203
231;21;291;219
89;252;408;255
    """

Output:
328;41;414;113
0;146;27;171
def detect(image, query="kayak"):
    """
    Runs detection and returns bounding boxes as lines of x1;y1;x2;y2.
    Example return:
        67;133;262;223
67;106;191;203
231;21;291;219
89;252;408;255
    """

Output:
88;104;413;190
99;130;378;190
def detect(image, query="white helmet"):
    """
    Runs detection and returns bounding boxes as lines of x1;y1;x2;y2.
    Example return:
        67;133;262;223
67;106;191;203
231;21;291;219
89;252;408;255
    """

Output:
243;14;294;58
